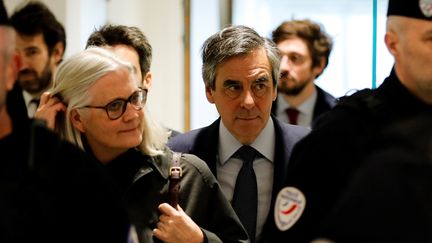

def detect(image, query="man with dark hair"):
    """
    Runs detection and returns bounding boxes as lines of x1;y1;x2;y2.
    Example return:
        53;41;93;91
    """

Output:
168;25;309;243
0;1;130;242
10;1;66;117
276;0;432;242
86;24;181;137
271;19;335;127
86;25;151;90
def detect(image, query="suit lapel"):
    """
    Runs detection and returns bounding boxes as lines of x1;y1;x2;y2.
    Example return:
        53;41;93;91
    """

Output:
189;119;220;176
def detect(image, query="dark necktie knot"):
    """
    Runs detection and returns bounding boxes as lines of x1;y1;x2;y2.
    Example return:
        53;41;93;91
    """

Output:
285;107;300;125
236;145;257;166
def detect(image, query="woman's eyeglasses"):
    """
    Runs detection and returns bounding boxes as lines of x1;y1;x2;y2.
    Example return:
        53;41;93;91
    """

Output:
81;88;148;120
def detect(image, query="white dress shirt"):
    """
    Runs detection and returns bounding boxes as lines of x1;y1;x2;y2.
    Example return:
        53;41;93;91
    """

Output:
22;90;39;118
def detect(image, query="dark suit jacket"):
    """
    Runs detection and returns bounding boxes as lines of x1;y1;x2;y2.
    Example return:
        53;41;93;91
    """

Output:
167;115;309;243
271;85;336;126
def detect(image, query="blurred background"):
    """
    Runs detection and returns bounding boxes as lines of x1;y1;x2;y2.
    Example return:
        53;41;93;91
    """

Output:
4;0;392;132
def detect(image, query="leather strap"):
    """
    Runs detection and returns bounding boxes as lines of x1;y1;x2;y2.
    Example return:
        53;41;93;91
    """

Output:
169;152;182;208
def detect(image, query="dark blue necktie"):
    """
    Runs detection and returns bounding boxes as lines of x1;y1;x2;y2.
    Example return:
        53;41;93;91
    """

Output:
231;145;258;243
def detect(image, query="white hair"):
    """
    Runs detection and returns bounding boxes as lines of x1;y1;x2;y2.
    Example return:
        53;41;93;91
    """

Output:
50;47;169;156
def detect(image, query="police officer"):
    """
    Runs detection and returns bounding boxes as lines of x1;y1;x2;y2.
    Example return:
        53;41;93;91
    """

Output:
273;0;432;242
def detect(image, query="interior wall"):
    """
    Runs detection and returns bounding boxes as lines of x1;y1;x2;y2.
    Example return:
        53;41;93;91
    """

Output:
4;0;185;133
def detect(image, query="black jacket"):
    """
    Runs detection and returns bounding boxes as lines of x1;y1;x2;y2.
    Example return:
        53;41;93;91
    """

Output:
320;115;432;243
1;85;130;243
278;69;432;242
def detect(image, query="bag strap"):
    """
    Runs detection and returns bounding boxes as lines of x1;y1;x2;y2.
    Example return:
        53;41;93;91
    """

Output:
168;152;182;208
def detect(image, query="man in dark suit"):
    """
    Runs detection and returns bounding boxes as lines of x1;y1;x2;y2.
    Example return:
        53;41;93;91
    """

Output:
168;25;309;243
271;19;336;127
10;1;66;118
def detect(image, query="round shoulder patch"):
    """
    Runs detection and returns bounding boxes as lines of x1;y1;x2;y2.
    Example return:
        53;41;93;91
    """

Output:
274;186;306;231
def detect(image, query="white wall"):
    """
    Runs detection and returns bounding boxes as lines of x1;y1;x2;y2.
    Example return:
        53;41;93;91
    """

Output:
5;0;185;132
190;0;220;129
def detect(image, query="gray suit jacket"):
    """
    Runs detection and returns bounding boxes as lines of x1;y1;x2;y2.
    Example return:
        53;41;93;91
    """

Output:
168;115;309;243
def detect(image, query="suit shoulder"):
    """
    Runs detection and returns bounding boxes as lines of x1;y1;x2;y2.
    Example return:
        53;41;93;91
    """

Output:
277;119;310;139
167;128;203;152
316;85;337;106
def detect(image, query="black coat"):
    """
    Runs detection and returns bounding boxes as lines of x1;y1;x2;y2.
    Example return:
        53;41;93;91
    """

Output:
1;85;129;243
0;121;130;243
278;69;432;243
320;115;432;243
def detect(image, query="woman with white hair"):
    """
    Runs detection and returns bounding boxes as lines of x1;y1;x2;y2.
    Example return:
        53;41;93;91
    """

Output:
35;47;248;243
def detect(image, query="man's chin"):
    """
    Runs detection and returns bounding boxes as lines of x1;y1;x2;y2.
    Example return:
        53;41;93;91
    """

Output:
280;89;301;96
18;82;42;94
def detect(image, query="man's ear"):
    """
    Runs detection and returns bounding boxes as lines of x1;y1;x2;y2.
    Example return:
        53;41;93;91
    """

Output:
205;84;215;104
313;57;326;78
385;31;399;57
51;41;65;65
142;71;153;90
272;85;277;101
70;109;85;133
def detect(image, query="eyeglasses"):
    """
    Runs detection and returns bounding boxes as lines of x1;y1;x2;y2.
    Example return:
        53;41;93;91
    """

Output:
81;88;148;120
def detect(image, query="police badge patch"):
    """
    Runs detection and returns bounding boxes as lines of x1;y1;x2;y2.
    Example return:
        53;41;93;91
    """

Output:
420;0;432;17
274;187;306;231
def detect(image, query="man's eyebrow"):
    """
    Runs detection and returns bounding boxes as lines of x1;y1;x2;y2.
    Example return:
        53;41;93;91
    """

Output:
24;46;39;51
223;79;240;86
254;75;270;83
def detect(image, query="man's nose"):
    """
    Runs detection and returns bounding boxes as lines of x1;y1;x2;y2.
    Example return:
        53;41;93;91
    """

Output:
241;88;255;109
280;55;292;72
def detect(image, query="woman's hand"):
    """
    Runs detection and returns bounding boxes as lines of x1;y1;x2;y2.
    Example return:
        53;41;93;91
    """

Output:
34;91;66;130
153;203;204;243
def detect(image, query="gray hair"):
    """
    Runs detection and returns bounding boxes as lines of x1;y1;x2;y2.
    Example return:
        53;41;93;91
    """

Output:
50;47;168;156
201;25;280;89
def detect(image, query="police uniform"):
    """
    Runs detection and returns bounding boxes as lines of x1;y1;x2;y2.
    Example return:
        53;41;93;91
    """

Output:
274;0;432;242
320;115;432;243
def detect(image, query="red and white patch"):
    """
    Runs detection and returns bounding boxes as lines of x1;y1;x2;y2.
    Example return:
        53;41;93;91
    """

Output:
274;187;306;231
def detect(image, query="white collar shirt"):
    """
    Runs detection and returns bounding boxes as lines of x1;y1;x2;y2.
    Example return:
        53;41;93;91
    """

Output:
217;117;275;241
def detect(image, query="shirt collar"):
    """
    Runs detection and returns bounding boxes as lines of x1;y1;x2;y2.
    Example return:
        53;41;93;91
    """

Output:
218;117;275;165
22;90;36;106
277;89;317;115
